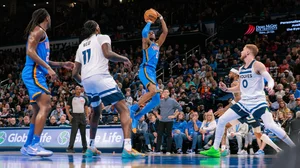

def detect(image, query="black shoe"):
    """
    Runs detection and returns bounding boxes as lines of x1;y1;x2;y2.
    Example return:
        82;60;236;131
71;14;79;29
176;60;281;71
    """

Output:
82;148;87;153
66;148;75;153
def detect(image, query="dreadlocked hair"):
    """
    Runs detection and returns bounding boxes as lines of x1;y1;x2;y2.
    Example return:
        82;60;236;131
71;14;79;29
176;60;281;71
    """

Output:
81;20;98;39
24;8;49;38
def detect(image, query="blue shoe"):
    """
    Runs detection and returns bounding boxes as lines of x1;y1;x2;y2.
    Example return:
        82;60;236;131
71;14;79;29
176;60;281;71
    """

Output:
85;147;101;157
254;149;265;155
122;148;145;159
27;143;53;157
20;146;29;156
131;118;138;134
221;149;230;157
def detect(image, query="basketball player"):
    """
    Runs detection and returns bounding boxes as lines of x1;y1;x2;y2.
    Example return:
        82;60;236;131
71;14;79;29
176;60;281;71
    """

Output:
212;68;282;156
72;20;143;158
20;8;74;157
130;10;168;133
201;44;295;157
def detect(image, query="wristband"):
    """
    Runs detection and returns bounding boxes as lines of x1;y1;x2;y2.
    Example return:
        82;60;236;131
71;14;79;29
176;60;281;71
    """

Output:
231;100;236;105
159;16;163;20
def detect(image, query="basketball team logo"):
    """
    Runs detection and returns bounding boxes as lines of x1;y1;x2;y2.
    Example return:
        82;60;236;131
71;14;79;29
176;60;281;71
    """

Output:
0;131;7;145
57;131;70;145
244;25;256;35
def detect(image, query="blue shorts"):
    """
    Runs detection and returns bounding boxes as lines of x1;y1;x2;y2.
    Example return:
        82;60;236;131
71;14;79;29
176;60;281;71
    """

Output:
139;66;157;88
231;103;269;128
22;65;50;104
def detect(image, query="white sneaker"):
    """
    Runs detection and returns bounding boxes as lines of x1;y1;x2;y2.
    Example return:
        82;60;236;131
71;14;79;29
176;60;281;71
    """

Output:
166;152;171;155
242;150;248;155
237;150;243;155
249;148;254;155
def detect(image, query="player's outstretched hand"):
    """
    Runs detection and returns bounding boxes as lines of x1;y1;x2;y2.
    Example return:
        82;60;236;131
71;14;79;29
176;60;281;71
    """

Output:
214;109;225;117
219;82;227;92
63;61;75;70
265;87;275;95
47;67;57;81
124;58;132;70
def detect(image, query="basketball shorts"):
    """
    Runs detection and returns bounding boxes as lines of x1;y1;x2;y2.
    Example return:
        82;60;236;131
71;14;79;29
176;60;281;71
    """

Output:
139;66;157;89
82;74;124;107
22;65;50;104
230;99;270;128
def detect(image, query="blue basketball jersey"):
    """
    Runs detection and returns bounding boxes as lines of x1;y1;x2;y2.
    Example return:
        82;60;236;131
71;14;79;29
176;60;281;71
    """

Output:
25;34;50;76
142;42;159;69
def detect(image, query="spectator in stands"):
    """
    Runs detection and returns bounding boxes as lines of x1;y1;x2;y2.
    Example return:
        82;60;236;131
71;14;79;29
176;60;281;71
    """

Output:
47;116;58;126
287;93;297;112
109;115;120;125
132;115;148;152
293;98;300;115
125;91;133;106
271;95;284;111
289;111;300;144
290;83;300;99
185;112;202;154
50;104;64;120
154;89;182;154
173;112;187;154
8;118;19;127
57;115;69;126
197;110;217;152
226;123;248;155
20;116;30;127
144;113;159;152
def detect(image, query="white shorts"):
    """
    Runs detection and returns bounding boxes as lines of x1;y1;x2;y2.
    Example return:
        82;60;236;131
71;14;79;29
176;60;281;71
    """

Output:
82;74;124;107
237;98;268;114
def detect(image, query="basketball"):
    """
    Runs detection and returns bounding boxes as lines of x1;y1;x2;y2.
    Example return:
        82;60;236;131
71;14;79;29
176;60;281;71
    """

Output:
144;8;158;23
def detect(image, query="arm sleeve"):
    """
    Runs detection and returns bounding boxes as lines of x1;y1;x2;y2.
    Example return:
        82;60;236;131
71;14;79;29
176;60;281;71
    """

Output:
142;22;152;38
261;71;274;89
97;35;111;46
67;97;73;106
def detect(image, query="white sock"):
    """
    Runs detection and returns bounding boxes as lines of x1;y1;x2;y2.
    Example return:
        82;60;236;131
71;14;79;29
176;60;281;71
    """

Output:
213;109;241;150
148;144;151;150
89;139;95;148
260;112;295;148
221;145;226;151
124;138;132;151
260;134;282;152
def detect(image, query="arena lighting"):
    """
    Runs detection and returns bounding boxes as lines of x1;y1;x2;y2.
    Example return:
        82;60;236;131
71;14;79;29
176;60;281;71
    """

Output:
73;2;76;5
3;4;5;7
119;0;122;3
46;2;49;4
33;4;36;6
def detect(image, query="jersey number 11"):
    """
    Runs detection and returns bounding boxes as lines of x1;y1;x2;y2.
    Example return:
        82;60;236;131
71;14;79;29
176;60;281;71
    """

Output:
82;49;91;65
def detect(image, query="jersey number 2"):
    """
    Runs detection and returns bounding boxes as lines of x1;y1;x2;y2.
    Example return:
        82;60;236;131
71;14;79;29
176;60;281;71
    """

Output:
83;49;91;65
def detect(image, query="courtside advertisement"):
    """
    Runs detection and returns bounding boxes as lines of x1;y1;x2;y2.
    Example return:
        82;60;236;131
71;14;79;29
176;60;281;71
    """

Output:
0;127;123;148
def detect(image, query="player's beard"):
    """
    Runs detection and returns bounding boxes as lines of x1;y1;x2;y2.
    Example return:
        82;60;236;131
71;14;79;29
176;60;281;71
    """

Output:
149;37;155;41
240;54;246;62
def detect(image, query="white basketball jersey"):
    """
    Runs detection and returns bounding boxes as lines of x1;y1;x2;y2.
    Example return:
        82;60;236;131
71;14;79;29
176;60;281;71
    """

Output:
75;34;111;80
239;60;266;101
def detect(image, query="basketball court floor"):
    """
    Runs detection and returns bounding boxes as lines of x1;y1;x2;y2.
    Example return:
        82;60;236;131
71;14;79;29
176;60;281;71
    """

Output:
0;152;277;168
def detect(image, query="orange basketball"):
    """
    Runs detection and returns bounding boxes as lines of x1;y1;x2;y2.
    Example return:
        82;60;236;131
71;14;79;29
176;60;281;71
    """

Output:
144;8;158;23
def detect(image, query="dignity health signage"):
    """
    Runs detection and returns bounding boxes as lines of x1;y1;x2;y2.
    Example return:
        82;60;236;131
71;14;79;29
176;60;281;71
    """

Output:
0;126;123;148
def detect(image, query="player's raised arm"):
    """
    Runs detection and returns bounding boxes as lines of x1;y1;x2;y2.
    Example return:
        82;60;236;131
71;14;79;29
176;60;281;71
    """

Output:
156;12;168;47
142;21;152;49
